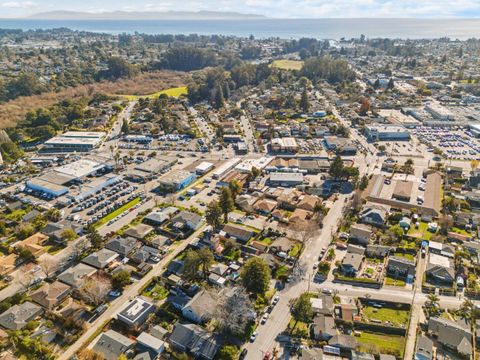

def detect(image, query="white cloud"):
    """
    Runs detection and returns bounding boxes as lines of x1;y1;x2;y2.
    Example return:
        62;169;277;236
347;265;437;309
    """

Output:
1;0;36;8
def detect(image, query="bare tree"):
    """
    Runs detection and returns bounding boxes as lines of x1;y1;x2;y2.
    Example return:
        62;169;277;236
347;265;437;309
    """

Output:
214;286;255;336
39;257;62;279
16;267;35;290
80;274;111;306
71;237;90;261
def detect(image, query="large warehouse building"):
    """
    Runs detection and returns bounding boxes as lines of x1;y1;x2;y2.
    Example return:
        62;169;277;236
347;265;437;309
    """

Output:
42;131;106;153
364;125;410;142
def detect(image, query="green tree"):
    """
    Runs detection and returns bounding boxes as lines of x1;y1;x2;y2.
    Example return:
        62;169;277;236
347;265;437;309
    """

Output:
228;180;242;200
291;292;313;332
219;187;234;223
240;257;271;296
112;270;131;289
206;200;222;230
197;247;214;280
61;229;77;242
329;155;344;180
214;85;225;109
359;175;369;191
182;249;201;281
121;119;129;134
300;88;310;113
86;225;103;249
217;345;239;360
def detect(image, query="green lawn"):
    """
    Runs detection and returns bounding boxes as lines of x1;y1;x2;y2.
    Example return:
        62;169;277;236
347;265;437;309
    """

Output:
451;227;471;236
142;283;169;301
116;86;188;100
407;221;436;240
259;237;273;245
271;59;304;71
393;252;415;261
355;331;405;357
94;197;141;227
288;318;309;338
362;306;410;326
384;276;406;287
288;243;301;257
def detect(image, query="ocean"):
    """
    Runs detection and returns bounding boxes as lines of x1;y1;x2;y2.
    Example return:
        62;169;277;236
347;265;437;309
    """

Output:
0;18;480;40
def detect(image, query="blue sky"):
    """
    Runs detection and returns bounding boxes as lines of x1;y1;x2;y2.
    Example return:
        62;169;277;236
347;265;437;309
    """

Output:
1;0;480;18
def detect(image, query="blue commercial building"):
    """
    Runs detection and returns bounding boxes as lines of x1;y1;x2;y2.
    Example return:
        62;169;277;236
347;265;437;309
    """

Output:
157;170;196;193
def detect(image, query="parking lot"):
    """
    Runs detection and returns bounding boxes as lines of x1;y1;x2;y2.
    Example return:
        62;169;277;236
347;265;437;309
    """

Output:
412;126;480;160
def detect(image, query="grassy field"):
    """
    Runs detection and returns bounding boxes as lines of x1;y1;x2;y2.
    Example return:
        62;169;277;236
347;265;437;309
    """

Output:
363;305;410;326
385;276;406;287
356;331;405;356
95;197;140;228
408;221;436;240
271;59;304;71
288;318;309;338
393;252;415;261
116;86;188;100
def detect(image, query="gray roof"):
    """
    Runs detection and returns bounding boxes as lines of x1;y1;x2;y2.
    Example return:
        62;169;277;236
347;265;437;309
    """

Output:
144;207;179;225
169;323;220;360
415;335;433;360
105;236;138;256
0;301;43;330
328;334;357;349
182;290;217;322
312;315;336;338
172;211;202;229
82;248;119;269
92;330;135;360
428;317;472;356
342;252;363;271
57;263;97;288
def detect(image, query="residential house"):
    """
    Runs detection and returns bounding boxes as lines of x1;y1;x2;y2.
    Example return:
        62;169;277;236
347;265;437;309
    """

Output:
222;224;255;244
253;198;278;215
349;224;373;245
351;352;375;360
387;256;416;280
124;224;154;240
341;252;363;276
0;254;18;276
136;331;165;356
310;295;334;315
0;302;43;330
426;254;455;285
117;297;155;327
169;323;220;360
57;263;97;288
171;211;203;231
15;233;49;258
30;281;71;309
360;205;388;228
366;245;390;259
167;259;184;276
82;248;119;269
415;335;434;360
182;290;217;324
92;330;135;360
312;315;336;341
105;236;139;257
296;194;319;212
335;303;359;322
428;317;472;357
328;334;358;351
143;207;179;226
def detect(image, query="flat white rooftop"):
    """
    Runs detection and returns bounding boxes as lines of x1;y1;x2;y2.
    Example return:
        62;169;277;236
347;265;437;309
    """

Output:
55;159;104;179
61;131;106;139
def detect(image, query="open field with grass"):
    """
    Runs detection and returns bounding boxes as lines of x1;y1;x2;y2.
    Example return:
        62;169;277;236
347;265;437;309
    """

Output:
271;59;304;71
356;331;405;357
362;305;410;326
0;71;187;129
116;86;188;100
95;197;140;227
384;276;406;287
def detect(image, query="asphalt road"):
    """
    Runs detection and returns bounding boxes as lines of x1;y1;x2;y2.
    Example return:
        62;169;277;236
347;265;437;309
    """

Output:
58;224;207;360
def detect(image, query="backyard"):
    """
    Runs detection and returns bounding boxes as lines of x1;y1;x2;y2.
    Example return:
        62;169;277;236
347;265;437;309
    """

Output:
355;331;405;357
407;221;436;240
362;305;410;327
